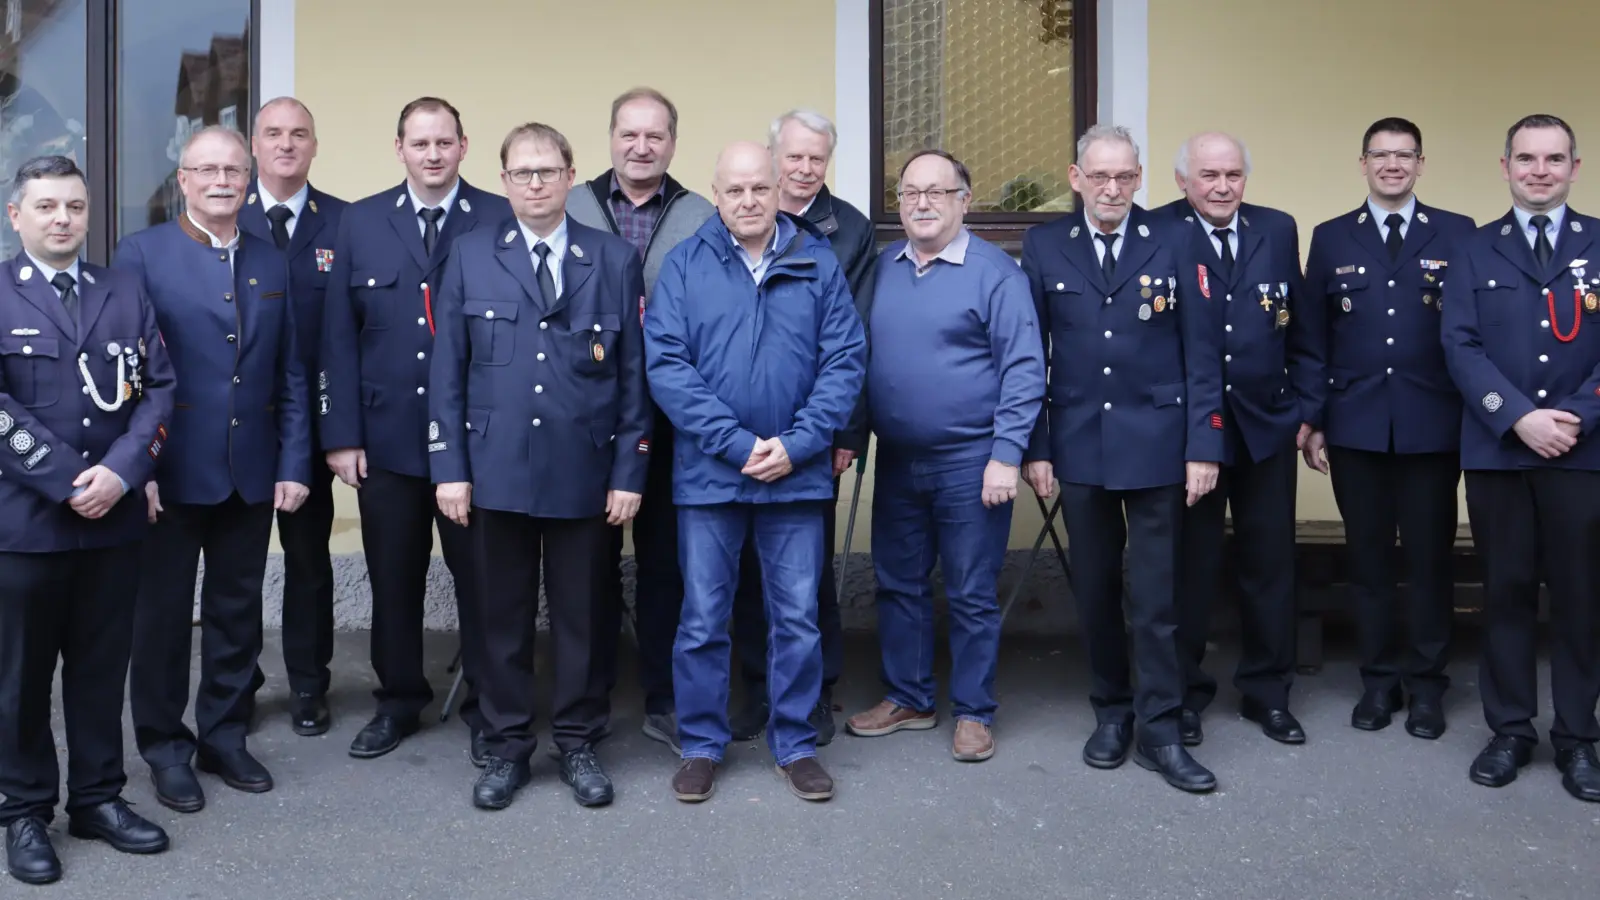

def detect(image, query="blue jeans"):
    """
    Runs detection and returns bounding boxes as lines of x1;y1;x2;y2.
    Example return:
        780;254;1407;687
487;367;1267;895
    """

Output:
870;452;1013;723
674;502;825;765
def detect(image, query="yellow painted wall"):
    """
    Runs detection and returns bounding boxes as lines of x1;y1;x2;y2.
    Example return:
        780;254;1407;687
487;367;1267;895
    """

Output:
1148;0;1600;522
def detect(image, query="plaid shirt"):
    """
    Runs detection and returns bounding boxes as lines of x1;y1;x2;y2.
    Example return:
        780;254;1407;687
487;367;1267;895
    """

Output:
607;174;666;260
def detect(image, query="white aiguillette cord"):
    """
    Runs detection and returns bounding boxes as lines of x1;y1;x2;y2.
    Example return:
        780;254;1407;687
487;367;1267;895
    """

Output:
79;351;126;412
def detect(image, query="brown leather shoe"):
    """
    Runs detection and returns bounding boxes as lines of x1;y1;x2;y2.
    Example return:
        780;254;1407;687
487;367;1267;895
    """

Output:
671;758;717;803
952;719;995;761
845;700;937;737
777;757;835;801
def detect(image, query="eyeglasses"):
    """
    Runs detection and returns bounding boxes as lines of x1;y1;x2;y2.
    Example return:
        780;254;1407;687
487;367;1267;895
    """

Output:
897;187;965;204
180;165;249;182
1364;150;1421;165
504;167;568;185
1081;172;1139;187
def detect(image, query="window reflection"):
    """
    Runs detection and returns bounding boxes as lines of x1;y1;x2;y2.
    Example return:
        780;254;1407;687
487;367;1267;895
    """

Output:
0;0;86;258
116;0;250;237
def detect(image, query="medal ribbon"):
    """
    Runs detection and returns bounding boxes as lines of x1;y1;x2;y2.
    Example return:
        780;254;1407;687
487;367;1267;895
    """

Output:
1550;286;1582;343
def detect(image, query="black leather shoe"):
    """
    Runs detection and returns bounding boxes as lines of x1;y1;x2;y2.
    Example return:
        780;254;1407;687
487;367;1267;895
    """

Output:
811;687;837;747
348;715;419;759
1179;709;1203;747
5;818;60;885
67;798;168;854
1082;720;1133;769
560;745;615;808
730;687;770;742
1404;697;1447;740
1555;743;1600;803
1241;698;1306;744
473;757;531;810
1133;741;1217;793
291;693;331;737
196;748;273;793
470;729;490;768
151;764;205;813
1469;734;1534;788
1351;686;1403;731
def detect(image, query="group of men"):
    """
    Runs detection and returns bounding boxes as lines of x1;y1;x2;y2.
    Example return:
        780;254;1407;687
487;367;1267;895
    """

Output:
1;81;1597;886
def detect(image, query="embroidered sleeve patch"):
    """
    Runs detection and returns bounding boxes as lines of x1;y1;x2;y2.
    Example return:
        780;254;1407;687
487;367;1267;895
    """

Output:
428;421;441;441
319;394;331;416
1210;413;1224;430
9;429;35;454
22;444;49;470
0;410;12;434
637;438;650;455
148;438;163;460
427;441;447;453
1482;392;1504;413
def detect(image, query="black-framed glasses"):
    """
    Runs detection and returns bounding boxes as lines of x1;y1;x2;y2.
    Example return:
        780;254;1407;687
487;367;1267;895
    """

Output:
504;167;568;185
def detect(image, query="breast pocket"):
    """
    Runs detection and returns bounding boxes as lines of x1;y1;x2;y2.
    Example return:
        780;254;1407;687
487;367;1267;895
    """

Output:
1325;270;1369;315
464;300;518;366
1475;272;1519;326
0;336;60;407
1045;272;1091;330
567;313;621;376
352;267;400;330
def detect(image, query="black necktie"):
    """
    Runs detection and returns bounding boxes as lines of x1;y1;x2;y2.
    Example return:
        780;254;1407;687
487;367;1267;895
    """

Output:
1212;227;1234;270
1530;214;1554;269
1384;213;1404;262
266;204;293;250
1096;232;1117;281
52;271;77;322
533;243;557;306
419;207;445;256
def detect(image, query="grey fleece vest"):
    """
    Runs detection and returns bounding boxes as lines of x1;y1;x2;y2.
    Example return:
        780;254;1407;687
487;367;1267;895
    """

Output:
565;180;714;302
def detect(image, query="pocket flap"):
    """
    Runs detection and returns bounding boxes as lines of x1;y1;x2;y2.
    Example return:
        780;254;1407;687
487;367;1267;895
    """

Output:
1326;270;1369;293
351;267;398;289
0;336;59;359
463;300;520;322
360;381;383;407
1046;272;1087;294
466;408;491;436
570;312;621;334
1149;381;1184;408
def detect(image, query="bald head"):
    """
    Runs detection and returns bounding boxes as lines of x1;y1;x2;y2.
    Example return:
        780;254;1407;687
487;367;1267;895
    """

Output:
1174;131;1250;227
712;141;780;250
253;96;318;191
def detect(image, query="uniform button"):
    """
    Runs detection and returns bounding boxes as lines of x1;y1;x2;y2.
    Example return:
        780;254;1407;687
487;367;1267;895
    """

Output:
1542;320;1551;328
82;418;91;427
81;451;90;459
21;345;31;355
532;418;542;427
1328;377;1334;384
1102;367;1111;375
1387;309;1395;316
593;324;602;333
420;282;428;292
1225;324;1233;332
1540;354;1550;363
1104;297;1113;305
1488;279;1497;288
224;292;233;302
418;317;427;326
233;376;241;384
1386;337;1394;345
536;352;546;361
1386;367;1393;374
416;386;426;395
81;385;89;394
1542;287;1551;296
368;278;376;287
1103;330;1112;338
1055;282;1064;290
1226;294;1233;302
539;321;549;330
485;309;495;319
1103;402;1112;410
227;334;236;343
1225;354;1232;362
534;385;544;393
1104;297;1111;306
1387;279;1395;287
230;418;239;427
1538;389;1548;399
417;352;426;360
1358;266;1366;275
1225;384;1233;392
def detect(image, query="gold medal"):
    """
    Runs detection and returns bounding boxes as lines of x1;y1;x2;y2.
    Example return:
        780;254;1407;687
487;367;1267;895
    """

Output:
1587;292;1598;313
1276;308;1291;327
1141;287;1152;299
1423;294;1434;305
1153;296;1167;313
1139;275;1151;287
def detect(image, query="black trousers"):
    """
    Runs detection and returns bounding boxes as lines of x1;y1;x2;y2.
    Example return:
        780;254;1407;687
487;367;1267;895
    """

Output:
1465;468;1600;747
1178;444;1299;711
596;440;683;717
0;545;140;824
731;477;845;689
1328;447;1458;699
1062;482;1185;746
356;467;481;725
272;460;336;696
473;508;609;761
131;492;274;769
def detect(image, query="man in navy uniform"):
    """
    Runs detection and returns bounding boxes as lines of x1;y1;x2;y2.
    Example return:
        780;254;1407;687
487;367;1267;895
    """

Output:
1301;117;1474;740
430;123;649;810
1442;113;1600;803
240;96;347;737
116;126;311;812
0;156;175;885
566;87;714;753
647;142;865;803
1021;125;1221;793
1159;132;1321;747
320;97;510;761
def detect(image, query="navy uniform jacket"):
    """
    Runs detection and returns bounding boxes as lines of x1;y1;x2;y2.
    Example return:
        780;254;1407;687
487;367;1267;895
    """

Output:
428;217;651;518
318;180;511;478
239;180;348;391
1303;201;1475;454
1158;199;1322;465
1022;207;1224;490
1441;207;1600;471
112;217;311;505
0;254;175;551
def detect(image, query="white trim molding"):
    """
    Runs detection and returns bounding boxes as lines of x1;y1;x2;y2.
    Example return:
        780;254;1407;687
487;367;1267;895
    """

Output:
1099;0;1150;206
258;0;297;104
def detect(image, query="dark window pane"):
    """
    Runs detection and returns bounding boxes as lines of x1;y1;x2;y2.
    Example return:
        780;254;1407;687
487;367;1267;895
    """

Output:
0;0;87;259
116;0;250;239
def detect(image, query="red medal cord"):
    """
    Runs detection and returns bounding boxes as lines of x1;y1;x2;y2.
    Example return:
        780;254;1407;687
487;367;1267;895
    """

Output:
424;284;435;336
1550;287;1581;343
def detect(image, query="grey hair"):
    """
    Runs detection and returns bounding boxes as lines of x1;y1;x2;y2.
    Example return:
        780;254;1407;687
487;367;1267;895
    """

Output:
1076;123;1141;163
1504;113;1578;160
769;108;838;156
178;125;249;167
8;155;86;206
1173;132;1253;178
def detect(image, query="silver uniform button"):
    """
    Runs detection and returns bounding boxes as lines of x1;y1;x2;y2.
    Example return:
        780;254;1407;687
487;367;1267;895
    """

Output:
1387;309;1395;316
1538;389;1548;399
82;418;91;427
1103;402;1112;410
1540;354;1550;363
417;386;426;395
485;310;495;319
231;418;239;427
368;278;376;287
1542;320;1551;328
1056;282;1064;290
21;346;31;355
1225;354;1232;362
540;321;549;330
1386;337;1394;345
233;376;241;384
1225;385;1232;392
1102;367;1111;375
417;352;426;360
1386;367;1393;374
1225;324;1233;332
1358;267;1366;274
82;451;90;459
593;324;602;333
532;418;542;426
81;385;89;394
1226;294;1233;301
1387;280;1395;288
534;385;544;393
1488;280;1497;288
536;353;546;361
418;317;427;326
1103;330;1112;338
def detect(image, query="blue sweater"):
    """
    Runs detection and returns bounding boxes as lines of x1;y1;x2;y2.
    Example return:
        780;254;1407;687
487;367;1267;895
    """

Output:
867;231;1046;464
